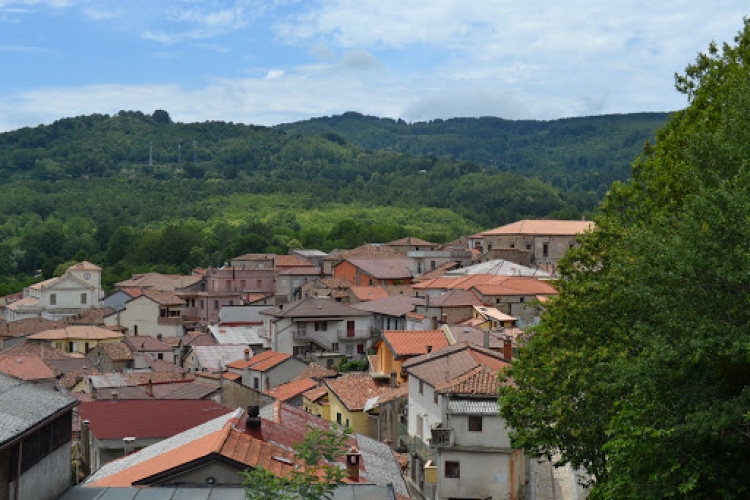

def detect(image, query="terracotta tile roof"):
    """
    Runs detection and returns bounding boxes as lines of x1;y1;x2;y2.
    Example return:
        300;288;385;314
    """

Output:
341;258;412;280
0;355;55;380
140;289;185;306
88;411;298;488
374;384;408;405
158;381;220;400
1;340;71;359
63;307;117;326
69;260;102;271
381;330;449;358
125;336;173;352
4;296;40;309
245;292;275;304
414;274;558;297
115;273;201;291
405;312;425;320
28;326;123;341
79;400;231;440
0;317;59;338
275;254;315;268
350;295;424;317
481;219;594;236
226;350;291;371
45;357;99;376
27;277;60;291
277;266;322;275
387;237;437;247
334;244;404;260
436;365;506;395
325;373;390;411
263;377;318;402
402;343;510;387
473;305;516;322
367;354;378;372
92;341;133;361
426;290;483;307
349;286;390;302
159;336;183;348
302;385;328;402
183;333;217;347
124;371;195;385
294;362;338;381
223;372;242;381
146;358;186;373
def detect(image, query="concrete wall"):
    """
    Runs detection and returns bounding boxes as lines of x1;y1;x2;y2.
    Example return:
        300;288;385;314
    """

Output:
243;358;307;391
117;297;183;338
327;391;370;436
6;443;71;500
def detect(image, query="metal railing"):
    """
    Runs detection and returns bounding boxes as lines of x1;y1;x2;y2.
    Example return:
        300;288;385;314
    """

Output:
293;328;333;350
336;329;372;340
398;423;433;461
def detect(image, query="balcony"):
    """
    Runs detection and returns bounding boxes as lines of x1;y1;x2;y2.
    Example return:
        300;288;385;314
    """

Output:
430;427;453;448
336;329;372;340
293;328;333;350
398;423;433;461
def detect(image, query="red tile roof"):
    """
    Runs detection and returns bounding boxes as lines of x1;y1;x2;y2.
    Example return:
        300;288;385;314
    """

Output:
401;343;510;387
302;385;329;403
293;362;338;381
125;336;172;352
436;365;506;395
381;330;449;357
325;374;390;411
342;258;412;280
275;255;316;268
0;317;59;338
226;350;290;371
387;237;437;247
349;286;390;302
92;341;133;361
28;326;123;341
263;377;318;402
0;355;55;380
481;219;594;236
79;400;231;440
0;340;71;359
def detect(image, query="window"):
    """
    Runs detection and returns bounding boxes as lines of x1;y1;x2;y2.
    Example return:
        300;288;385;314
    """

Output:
526;244;531;250
80;293;87;304
200;299;204;309
468;416;483;432
240;280;246;289
444;461;460;478
157;353;164;360
336;412;342;424
520;297;525;303
509;243;515;249
357;343;365;354
434;391;439;404
331;343;339;352
293;346;307;357
133;325;139;335
214;300;219;310
345;418;350;428
84;343;90;353
430;260;436;270
229;300;234;306
256;279;262;287
50;293;57;306
543;243;549;257
345;344;354;355
254;377;260;389
419;380;424;395
225;279;232;290
314;321;328;331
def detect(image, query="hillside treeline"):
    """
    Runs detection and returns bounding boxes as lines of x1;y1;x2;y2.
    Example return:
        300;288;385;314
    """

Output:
0;110;664;291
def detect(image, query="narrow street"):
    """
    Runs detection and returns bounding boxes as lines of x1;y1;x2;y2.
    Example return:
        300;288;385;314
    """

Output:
527;456;586;500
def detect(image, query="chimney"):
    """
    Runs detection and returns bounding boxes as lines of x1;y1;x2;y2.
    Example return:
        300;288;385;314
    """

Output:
147;379;154;397
441;314;447;324
345;447;362;482
111;390;119;401
484;330;490;349
503;335;513;361
244;348;250;362
390;369;398;388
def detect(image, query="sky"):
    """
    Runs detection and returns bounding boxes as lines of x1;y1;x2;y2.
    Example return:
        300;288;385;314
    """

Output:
0;1;747;132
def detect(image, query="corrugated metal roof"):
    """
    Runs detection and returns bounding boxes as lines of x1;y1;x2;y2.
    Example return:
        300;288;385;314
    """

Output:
447;398;499;415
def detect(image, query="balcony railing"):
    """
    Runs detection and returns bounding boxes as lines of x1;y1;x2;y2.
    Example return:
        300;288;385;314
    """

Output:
293;328;333;350
430;428;453;448
336;329;372;340
398;423;433;461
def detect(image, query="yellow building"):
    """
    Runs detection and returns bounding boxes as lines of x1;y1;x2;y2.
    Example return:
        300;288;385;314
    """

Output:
324;373;390;437
302;385;330;421
28;325;123;354
371;330;449;385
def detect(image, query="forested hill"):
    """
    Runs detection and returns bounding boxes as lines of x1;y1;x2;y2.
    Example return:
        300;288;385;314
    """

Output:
0;109;667;291
277;111;669;190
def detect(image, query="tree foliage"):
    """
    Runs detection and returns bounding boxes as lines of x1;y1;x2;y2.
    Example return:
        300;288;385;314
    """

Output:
499;18;750;499
241;425;353;500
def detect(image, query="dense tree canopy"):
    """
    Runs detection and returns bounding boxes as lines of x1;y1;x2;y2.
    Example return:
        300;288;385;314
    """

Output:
499;18;750;499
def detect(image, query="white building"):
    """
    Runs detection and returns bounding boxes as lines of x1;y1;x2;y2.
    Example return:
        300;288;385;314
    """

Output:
104;290;185;338
260;298;372;359
401;343;524;500
4;261;103;321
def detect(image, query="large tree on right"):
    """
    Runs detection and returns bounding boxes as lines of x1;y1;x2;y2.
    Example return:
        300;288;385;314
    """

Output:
499;18;750;499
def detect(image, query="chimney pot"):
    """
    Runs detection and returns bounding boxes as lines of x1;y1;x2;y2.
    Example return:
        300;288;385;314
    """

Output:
345;447;362;482
503;335;513;361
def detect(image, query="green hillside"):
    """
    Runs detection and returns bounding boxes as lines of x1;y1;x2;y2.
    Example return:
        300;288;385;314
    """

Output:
0;109;666;291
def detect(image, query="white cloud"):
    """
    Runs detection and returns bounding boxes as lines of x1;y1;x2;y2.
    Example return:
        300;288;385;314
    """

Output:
265;69;284;79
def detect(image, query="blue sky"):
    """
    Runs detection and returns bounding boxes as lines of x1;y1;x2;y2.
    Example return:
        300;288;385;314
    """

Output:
0;1;747;132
